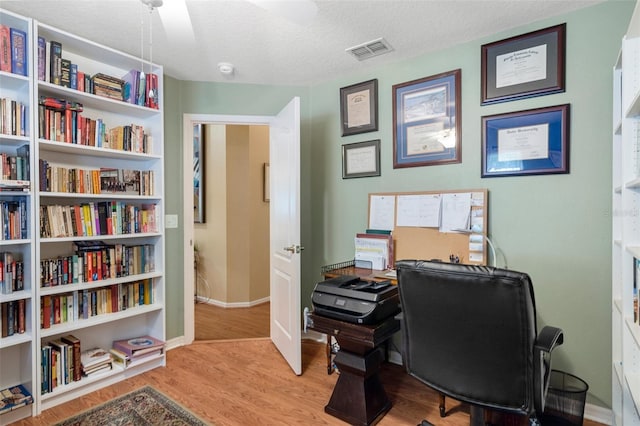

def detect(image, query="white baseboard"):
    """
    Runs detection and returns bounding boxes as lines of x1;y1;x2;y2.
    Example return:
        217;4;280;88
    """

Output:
195;295;270;308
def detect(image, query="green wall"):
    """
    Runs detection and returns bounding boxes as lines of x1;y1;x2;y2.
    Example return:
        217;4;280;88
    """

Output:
164;0;635;410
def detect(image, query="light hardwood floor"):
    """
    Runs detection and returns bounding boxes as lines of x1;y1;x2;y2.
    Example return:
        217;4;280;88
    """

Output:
13;339;605;426
195;302;269;341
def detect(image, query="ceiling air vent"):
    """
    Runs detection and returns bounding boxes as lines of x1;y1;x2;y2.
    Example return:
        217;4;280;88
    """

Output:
346;38;393;61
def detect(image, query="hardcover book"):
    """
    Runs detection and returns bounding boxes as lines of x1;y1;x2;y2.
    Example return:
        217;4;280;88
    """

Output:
80;347;111;369
9;28;26;76
37;36;46;81
0;25;10;73
49;40;62;85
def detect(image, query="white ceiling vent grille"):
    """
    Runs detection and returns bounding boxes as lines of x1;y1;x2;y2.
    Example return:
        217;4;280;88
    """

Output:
346;38;393;61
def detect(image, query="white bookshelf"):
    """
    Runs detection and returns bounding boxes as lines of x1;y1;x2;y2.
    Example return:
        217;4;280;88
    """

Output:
0;9;165;421
32;20;165;415
0;8;36;424
612;1;640;424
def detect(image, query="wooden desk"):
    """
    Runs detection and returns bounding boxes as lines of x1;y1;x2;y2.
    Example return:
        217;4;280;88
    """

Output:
310;313;400;426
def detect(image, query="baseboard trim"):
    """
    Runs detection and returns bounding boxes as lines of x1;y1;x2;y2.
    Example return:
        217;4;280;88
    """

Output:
195;295;270;308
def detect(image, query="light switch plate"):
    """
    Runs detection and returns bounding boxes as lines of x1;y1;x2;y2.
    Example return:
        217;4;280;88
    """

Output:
165;214;178;228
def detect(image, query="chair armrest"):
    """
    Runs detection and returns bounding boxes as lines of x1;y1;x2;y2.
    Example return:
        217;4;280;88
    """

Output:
533;326;564;415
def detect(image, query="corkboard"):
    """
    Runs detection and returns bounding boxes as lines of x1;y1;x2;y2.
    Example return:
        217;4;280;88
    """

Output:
368;189;488;266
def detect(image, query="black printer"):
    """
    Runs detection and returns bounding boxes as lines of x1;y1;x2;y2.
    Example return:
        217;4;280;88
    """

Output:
311;275;400;324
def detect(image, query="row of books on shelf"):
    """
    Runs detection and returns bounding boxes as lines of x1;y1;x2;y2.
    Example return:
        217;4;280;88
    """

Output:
39;37;159;109
1;299;25;338
0;146;30;182
38;98;153;153
39;201;157;238
0;199;27;241
0;383;33;415
41;334;165;394
0;97;27;137
41;242;155;287
0;25;27;76
0;251;24;294
39;162;154;196
40;279;154;329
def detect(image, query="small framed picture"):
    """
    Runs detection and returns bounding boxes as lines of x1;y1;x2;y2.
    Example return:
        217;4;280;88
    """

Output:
342;139;381;179
340;79;378;136
481;23;566;105
392;69;461;168
481;104;570;177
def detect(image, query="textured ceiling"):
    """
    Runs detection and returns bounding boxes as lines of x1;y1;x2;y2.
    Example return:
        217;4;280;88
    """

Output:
1;0;607;85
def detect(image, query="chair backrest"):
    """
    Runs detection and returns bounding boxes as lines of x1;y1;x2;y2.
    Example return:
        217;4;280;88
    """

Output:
396;259;538;416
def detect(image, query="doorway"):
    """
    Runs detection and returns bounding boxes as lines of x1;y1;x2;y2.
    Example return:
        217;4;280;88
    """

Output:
192;123;270;341
183;114;274;345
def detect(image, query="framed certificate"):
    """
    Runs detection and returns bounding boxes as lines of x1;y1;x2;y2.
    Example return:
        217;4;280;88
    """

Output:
481;104;570;177
481;23;566;105
340;79;378;136
342;139;381;179
392;69;461;168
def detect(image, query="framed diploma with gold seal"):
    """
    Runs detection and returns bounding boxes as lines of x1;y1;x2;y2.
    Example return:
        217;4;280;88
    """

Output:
481;23;566;105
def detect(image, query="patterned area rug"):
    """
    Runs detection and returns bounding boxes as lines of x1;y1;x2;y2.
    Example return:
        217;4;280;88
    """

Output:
54;386;210;425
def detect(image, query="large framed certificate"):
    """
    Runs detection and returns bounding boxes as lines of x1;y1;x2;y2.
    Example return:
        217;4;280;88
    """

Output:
392;69;461;168
481;104;570;177
481;24;566;105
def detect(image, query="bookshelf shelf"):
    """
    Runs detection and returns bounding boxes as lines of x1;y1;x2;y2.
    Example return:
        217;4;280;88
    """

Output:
39;303;162;339
40;271;162;296
612;6;640;423
0;289;31;303
39;140;162;161
40;233;162;244
0;332;32;348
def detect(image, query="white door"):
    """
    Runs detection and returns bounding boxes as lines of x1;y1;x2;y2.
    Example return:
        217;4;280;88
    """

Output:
269;97;302;375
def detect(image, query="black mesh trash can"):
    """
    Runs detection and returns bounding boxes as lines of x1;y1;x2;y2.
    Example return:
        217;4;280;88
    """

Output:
539;370;589;426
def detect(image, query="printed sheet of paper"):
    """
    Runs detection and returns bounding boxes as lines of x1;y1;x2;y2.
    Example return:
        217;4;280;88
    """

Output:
396;194;441;228
440;192;471;232
368;195;396;231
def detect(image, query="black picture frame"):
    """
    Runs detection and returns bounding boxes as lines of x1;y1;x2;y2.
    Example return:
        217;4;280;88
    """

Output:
481;23;566;105
193;124;205;223
340;79;378;136
481;104;570;177
342;139;381;179
392;69;461;168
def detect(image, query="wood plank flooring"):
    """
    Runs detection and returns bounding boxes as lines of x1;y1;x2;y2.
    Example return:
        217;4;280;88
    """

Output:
14;339;605;426
195;301;270;340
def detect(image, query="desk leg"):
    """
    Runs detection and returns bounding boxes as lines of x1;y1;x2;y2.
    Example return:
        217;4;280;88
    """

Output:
324;346;391;426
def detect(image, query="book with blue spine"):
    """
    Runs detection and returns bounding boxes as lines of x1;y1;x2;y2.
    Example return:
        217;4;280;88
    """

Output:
9;28;26;76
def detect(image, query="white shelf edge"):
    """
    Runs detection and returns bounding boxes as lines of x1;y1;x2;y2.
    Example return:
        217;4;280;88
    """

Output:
39;304;163;338
625;89;640;118
614;119;623;135
627;246;640;258
625;178;640;189
39;271;161;296
40;232;162;244
0;289;32;303
38;139;162;161
0;332;32;349
0;238;31;246
40;191;160;201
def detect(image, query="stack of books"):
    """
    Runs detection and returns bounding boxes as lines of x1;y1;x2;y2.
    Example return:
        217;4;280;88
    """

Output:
0;384;33;414
111;335;164;366
91;73;125;102
80;347;112;377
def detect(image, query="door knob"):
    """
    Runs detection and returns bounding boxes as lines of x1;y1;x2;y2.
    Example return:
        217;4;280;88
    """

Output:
284;245;304;253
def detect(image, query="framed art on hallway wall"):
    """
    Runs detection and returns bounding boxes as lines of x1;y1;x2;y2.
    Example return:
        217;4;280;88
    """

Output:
194;124;205;223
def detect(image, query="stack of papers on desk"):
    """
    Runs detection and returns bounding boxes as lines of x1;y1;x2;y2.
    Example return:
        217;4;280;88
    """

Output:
354;233;393;270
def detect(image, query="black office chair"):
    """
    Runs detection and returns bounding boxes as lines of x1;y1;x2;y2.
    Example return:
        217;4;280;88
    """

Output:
396;260;564;426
